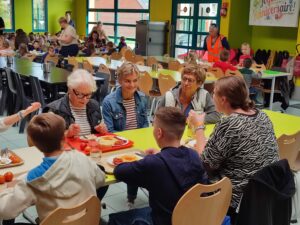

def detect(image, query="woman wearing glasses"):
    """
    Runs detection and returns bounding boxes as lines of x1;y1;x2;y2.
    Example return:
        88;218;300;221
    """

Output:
157;64;220;124
44;69;108;138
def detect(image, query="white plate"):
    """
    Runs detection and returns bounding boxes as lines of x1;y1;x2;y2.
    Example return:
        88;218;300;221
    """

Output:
0;157;12;165
106;153;142;166
96;136;129;146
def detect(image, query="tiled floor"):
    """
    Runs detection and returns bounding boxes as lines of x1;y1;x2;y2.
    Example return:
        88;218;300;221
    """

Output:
1;100;300;224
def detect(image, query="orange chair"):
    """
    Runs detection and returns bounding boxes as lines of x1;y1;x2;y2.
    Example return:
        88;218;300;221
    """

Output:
207;67;224;78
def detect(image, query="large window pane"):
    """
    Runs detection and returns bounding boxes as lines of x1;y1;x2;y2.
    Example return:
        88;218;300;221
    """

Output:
89;0;114;9
175;33;192;47
117;26;136;39
88;12;114;23
198;19;216;32
0;0;13;30
176;18;193;32
197;34;207;48
199;3;218;17
32;0;47;31
118;13;149;25
177;3;194;17
118;0;149;9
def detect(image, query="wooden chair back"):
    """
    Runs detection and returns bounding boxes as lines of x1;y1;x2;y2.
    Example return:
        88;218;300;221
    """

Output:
45;55;59;66
82;60;94;74
98;63;110;75
111;52;123;60
207;67;224;78
138;72;153;96
40;196;101;225
146;57;158;67
124;49;135;62
158;74;176;95
68;57;79;70
225;69;242;77
168;60;182;71
277;131;300;171
172;177;232;225
134;55;145;64
120;47;128;57
135;60;145;66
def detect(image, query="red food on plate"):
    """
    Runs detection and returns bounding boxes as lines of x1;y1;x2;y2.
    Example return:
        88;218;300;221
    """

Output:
80;143;87;151
114;139;124;146
84;146;92;153
9;155;21;164
113;157;123;166
0;175;5;184
4;172;13;182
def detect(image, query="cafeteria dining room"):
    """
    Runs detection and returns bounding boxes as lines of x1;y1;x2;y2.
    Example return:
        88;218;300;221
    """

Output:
0;0;300;224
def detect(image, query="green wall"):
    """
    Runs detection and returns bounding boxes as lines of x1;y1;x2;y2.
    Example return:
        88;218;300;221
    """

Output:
14;0;74;34
74;0;86;38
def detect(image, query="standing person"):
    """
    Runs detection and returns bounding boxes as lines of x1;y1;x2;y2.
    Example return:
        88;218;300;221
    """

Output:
0;17;5;35
92;21;109;42
201;23;230;63
57;17;79;57
65;11;75;28
108;107;208;225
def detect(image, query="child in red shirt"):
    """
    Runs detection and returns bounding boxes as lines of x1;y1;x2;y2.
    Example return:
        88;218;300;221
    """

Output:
213;49;237;73
238;42;252;66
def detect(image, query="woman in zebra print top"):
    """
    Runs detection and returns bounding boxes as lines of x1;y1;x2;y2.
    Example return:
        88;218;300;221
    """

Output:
188;75;279;222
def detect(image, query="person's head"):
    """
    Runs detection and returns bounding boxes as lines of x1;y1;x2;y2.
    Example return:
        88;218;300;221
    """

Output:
67;69;97;108
90;30;99;41
33;40;40;50
18;43;28;56
209;23;219;37
106;41;114;49
87;42;96;54
97;21;102;29
27;113;66;154
153;107;186;147
213;76;254;114
120;36;126;42
181;64;206;96
220;49;230;62
65;11;72;21
243;58;252;69
48;45;55;56
28;32;35;42
241;42;250;55
117;62;140;98
58;17;68;29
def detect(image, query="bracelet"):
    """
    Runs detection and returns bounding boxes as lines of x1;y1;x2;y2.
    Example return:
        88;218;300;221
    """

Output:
18;111;24;120
194;125;206;132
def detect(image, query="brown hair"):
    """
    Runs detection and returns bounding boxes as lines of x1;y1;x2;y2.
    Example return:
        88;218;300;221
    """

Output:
220;49;230;62
117;62;140;81
154;107;186;140
243;58;252;69
27;113;66;153
181;64;206;84
58;17;68;24
215;76;255;111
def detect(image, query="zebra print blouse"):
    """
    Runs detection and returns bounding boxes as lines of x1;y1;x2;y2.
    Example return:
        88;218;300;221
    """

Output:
201;109;279;209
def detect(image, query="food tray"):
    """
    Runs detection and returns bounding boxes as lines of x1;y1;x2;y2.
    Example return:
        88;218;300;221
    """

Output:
0;150;24;169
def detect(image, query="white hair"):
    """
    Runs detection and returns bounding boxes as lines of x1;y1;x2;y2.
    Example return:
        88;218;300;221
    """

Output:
67;69;97;92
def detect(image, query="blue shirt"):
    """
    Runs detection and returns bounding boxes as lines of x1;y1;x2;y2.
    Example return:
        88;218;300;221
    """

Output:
27;156;58;182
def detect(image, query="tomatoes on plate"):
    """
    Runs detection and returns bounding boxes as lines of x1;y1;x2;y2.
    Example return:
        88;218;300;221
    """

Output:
9;155;21;164
113;157;123;166
84;146;92;153
4;172;13;182
0;175;5;184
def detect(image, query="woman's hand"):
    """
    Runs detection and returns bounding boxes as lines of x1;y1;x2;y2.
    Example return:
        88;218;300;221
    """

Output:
66;124;81;138
94;122;108;135
23;102;41;116
188;110;205;127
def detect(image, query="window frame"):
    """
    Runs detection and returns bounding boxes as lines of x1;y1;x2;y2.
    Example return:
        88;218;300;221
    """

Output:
2;0;15;32
32;0;48;32
87;0;150;44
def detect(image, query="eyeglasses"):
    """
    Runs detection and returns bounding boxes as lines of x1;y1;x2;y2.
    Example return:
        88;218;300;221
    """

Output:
182;77;196;84
73;89;93;99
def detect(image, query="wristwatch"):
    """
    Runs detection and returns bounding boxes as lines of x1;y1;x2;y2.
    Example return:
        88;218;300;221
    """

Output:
194;125;206;132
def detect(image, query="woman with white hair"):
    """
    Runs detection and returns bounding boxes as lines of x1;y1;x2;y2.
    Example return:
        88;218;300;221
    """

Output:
43;69;107;137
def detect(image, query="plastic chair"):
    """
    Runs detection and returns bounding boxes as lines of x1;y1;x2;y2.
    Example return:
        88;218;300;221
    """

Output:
82;60;94;74
29;76;46;109
5;68;19;115
158;74;176;96
207;67;224;79
277;131;300;171
124;49;135;62
146;57;158;67
40;196;101;225
225;69;242;77
45;55;59;66
120;47;128;57
138;72;153;96
98;64;116;92
135;61;145;66
168;60;182;71
0;69;8;115
134;55;145;64
172;177;232;225
111;52;122;60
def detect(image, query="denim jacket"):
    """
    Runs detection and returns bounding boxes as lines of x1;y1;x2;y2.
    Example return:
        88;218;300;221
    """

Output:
102;87;149;132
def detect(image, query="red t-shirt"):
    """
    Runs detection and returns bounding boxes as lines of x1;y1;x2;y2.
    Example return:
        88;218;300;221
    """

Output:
239;54;252;66
213;61;237;73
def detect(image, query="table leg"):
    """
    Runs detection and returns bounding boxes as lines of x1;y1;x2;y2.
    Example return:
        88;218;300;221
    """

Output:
269;77;275;110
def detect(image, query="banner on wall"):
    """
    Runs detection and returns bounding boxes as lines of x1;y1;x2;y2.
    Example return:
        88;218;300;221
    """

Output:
249;0;300;27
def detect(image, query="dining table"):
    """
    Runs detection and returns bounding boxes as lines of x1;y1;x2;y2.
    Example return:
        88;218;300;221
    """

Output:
1;109;299;188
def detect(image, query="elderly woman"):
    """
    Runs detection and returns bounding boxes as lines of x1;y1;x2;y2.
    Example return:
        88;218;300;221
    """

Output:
158;64;220;124
188;75;279;223
102;62;148;207
43;69;107;137
57;17;79;57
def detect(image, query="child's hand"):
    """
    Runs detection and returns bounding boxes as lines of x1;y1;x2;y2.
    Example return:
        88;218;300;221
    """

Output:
94;122;108;135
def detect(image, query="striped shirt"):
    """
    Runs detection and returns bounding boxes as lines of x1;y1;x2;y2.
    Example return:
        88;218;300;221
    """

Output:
123;98;138;130
70;105;91;136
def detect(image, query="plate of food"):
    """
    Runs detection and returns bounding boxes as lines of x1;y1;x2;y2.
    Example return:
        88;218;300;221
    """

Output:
0;157;12;166
96;135;129;147
107;153;142;166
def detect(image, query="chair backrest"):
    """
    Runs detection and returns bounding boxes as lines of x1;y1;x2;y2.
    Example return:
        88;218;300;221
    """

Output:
225;69;242;77
146;57;158;67
68;57;79;70
207;67;224;78
135;60;145;66
45;55;59;66
138;72;153;96
29;76;46;108
134;55;144;64
172;177;232;225
111;52;122;60
120;47;128;57
158;74;176;95
5;68;17;95
98;63;111;75
168;60;182;71
40;196;101;225
82;60;94;74
124;49;135;62
277;131;300;171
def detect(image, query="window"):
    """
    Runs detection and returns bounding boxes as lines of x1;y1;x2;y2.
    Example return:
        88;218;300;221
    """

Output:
88;0;150;49
32;0;47;32
0;0;14;32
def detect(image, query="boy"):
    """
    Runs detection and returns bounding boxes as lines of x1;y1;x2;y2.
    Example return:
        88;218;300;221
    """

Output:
239;58;262;103
109;107;207;225
117;36;127;52
213;49;237;73
0;113;105;223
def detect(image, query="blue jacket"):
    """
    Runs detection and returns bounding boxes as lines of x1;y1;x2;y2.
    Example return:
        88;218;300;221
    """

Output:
114;146;208;225
102;87;149;132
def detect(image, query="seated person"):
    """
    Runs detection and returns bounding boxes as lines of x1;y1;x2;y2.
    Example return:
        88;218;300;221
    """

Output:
86;30;103;48
83;42;97;57
105;41;116;56
239;58;262;103
109;107;208;225
117;36;127;52
16;43;29;58
28;40;41;52
102;62;148;206
213;49;237;73
42;45;57;63
0;113;105;224
188;75;279;224
157;64;220;124
238;42;252;66
0;39;14;56
43;69;108;138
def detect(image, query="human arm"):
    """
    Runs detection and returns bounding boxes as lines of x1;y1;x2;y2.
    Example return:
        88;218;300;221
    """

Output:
65;123;81;138
221;37;230;50
94;122;109;135
203;93;221;124
188;111;207;154
101;98;117;133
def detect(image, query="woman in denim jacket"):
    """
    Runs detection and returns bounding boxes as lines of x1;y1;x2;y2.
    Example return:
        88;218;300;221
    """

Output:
102;62;148;208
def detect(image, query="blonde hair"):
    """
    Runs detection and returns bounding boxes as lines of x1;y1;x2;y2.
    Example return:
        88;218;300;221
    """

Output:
241;42;250;55
181;64;206;84
67;69;97;92
58;17;68;24
117;62;140;81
